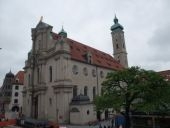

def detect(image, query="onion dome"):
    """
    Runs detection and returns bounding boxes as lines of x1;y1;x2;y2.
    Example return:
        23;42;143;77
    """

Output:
6;70;14;78
111;15;124;31
58;26;67;38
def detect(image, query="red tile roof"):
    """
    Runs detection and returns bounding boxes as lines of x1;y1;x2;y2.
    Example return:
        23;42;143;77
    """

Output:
13;71;24;85
52;32;123;70
158;70;170;81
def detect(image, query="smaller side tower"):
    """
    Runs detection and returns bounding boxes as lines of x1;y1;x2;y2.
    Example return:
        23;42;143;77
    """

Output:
111;15;128;68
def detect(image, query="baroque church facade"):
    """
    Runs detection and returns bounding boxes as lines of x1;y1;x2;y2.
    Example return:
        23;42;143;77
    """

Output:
23;16;128;124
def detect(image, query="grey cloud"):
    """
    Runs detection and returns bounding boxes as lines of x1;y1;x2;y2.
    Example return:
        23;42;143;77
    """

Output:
148;24;170;62
0;0;170;86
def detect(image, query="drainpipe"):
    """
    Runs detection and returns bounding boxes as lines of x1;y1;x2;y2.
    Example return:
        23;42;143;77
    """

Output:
96;66;99;95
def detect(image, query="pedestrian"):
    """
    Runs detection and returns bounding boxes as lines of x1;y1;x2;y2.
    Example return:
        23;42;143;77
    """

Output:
99;124;102;128
114;110;125;128
111;118;114;128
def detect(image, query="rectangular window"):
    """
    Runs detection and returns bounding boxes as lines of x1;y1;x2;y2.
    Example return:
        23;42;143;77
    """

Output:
37;68;40;83
49;66;52;82
14;99;18;103
15;92;18;97
15;85;19;90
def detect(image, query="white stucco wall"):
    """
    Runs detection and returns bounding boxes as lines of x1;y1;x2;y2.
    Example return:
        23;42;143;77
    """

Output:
9;84;23;111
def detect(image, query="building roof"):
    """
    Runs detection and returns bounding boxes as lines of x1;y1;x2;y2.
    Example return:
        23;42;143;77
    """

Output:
52;32;123;70
158;70;170;81
71;94;91;105
72;94;90;102
6;70;14;78
36;21;52;29
111;15;124;31
13;71;24;85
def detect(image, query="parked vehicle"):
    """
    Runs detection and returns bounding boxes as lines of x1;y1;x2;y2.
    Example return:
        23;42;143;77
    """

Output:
17;117;52;128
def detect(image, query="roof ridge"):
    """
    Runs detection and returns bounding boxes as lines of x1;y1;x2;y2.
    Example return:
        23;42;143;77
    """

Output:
68;38;111;56
52;32;112;57
52;32;123;70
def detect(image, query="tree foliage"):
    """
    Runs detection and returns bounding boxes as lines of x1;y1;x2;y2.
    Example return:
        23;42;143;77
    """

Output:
94;66;170;128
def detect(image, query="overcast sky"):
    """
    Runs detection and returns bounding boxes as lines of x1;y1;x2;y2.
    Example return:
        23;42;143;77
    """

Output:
0;0;170;86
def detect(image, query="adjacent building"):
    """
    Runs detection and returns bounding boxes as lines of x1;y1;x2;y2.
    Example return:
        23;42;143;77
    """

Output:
23;16;128;124
0;71;24;116
0;71;14;114
159;70;170;81
8;71;24;113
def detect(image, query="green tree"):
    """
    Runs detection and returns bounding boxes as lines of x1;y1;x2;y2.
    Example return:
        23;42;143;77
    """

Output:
94;66;170;128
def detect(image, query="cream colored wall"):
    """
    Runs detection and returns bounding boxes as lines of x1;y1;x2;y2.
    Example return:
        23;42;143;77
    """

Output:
23;23;116;124
70;104;96;125
23;68;32;117
70;60;113;100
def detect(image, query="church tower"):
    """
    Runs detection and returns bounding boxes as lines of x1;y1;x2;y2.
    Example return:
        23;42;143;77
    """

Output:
111;15;128;68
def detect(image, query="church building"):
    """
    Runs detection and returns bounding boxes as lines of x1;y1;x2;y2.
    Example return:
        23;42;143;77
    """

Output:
23;16;128;124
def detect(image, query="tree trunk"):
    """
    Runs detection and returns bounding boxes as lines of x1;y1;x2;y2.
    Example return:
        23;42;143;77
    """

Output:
125;104;131;128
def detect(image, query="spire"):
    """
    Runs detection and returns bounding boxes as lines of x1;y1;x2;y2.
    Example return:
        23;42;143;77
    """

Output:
6;69;14;78
58;26;67;38
40;16;43;22
61;25;64;32
114;14;118;24
111;15;124;31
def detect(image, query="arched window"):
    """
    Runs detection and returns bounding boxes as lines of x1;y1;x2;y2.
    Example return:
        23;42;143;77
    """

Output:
37;68;40;83
73;86;77;97
28;74;31;86
123;43;125;48
49;98;52;106
49;66;52;82
93;87;96;100
116;44;119;49
84;86;88;96
15;92;18;97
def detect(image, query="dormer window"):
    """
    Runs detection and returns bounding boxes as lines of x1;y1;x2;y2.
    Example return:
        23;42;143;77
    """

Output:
16;79;19;83
85;51;92;64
